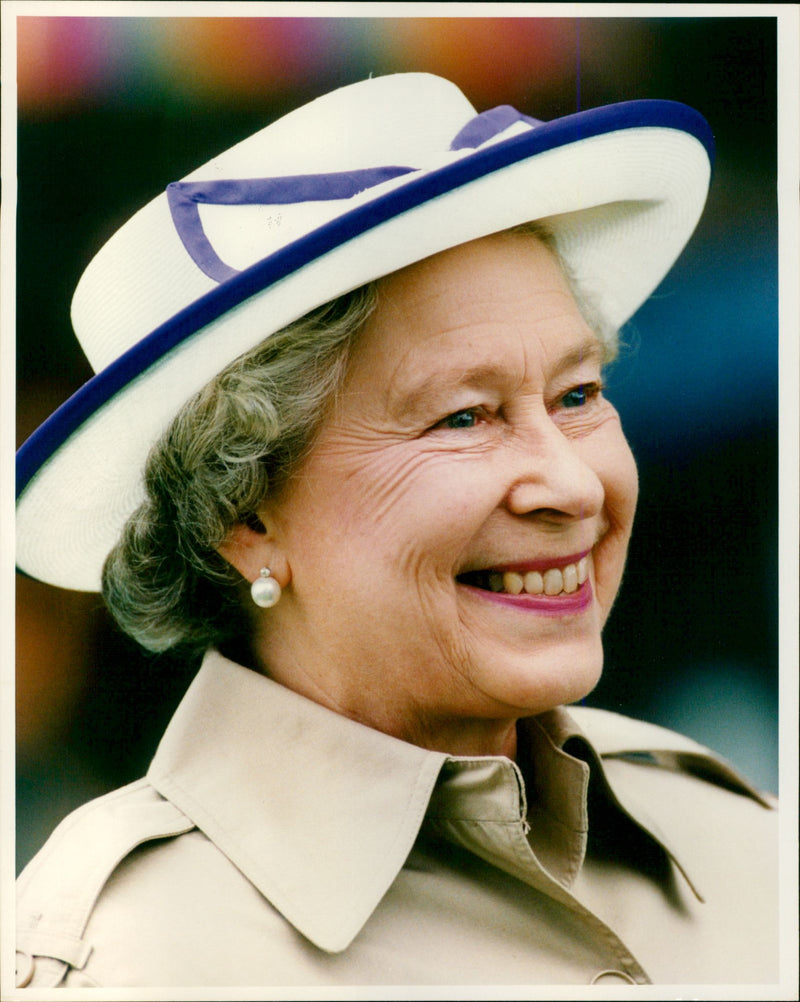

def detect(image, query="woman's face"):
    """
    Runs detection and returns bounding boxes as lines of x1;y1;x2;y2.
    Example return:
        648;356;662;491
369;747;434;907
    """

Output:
258;232;638;754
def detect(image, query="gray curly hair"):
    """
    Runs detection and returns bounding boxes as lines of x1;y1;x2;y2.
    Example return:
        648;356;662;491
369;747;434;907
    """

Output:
102;224;619;655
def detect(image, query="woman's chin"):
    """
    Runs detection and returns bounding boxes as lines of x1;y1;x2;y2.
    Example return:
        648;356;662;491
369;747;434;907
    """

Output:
457;593;605;713
471;640;605;720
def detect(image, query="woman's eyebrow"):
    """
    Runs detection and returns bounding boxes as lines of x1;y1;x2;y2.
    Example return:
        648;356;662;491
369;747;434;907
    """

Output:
392;335;604;408
550;335;605;380
387;362;508;416
389;337;605;418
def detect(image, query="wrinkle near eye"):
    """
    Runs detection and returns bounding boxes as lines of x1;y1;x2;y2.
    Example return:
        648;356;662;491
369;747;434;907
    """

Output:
322;442;456;530
552;398;621;439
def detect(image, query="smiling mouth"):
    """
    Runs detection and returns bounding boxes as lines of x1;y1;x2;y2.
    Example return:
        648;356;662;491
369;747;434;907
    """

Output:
458;557;589;597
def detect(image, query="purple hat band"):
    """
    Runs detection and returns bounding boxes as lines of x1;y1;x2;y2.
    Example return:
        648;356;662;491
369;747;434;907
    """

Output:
166;105;543;284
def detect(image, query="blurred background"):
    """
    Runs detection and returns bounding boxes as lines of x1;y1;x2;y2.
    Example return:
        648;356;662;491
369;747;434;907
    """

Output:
15;13;779;872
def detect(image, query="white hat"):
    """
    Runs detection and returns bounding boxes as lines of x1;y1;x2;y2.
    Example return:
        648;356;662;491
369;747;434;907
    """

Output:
16;72;713;592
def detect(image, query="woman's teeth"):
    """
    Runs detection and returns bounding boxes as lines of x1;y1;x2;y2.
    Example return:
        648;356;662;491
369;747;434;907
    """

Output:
487;558;588;596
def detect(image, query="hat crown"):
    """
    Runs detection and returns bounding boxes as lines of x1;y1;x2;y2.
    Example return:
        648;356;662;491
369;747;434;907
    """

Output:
185;73;477;178
71;74;478;374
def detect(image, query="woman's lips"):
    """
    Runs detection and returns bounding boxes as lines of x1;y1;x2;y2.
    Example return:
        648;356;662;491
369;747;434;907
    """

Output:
456;551;593;614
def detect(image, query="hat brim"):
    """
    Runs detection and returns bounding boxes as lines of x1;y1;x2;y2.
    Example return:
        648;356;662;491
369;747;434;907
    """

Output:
17;99;712;591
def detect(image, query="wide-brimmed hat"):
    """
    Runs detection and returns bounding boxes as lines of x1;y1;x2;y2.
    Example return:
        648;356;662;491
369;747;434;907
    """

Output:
16;72;713;592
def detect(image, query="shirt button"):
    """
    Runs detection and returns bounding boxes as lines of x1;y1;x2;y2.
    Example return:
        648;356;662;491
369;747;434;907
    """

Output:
16;950;34;988
590;969;638;985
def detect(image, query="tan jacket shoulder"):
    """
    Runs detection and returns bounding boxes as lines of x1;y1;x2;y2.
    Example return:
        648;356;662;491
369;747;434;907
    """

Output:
567;705;779;982
16;779;195;988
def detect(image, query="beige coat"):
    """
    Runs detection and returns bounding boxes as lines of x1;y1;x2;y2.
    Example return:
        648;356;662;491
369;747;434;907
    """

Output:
16;650;778;989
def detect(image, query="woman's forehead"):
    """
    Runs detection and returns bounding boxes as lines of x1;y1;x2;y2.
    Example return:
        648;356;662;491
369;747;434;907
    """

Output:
377;230;563;312
347;233;601;391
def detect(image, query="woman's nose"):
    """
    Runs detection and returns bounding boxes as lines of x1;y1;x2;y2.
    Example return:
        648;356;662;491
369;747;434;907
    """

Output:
504;420;605;522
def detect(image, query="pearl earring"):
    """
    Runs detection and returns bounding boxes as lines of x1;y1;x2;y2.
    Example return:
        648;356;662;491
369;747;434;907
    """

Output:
250;567;282;608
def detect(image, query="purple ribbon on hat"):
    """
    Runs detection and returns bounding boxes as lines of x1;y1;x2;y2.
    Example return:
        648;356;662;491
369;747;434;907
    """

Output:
167;105;542;284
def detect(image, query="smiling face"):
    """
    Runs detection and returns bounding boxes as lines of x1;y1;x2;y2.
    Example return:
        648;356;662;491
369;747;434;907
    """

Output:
248;232;638;755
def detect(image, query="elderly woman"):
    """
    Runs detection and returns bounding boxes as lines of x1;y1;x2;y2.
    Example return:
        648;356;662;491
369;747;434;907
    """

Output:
16;74;777;988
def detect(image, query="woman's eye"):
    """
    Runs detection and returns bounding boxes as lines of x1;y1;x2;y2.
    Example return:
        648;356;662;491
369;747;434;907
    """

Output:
560;383;600;408
436;408;482;430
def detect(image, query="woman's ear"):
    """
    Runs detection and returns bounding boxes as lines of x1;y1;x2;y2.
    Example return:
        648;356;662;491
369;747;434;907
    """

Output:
216;514;290;588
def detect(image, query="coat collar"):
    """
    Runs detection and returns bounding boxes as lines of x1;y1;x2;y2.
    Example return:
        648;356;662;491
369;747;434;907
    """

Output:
147;651;722;953
147;650;449;952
